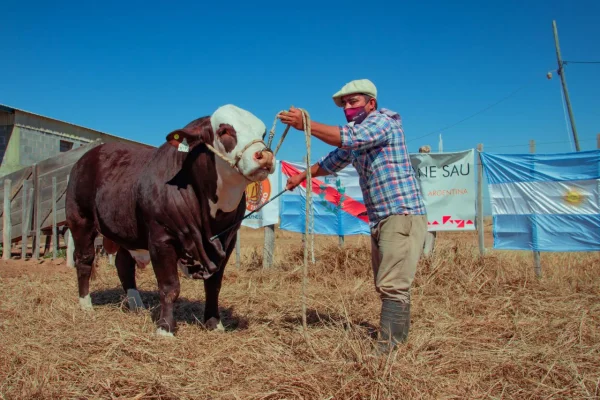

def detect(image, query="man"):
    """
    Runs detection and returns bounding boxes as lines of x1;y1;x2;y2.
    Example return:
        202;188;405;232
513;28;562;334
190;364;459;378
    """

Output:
279;79;428;352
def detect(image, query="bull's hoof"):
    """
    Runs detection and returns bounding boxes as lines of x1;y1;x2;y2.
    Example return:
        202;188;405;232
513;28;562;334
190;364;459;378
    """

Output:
156;328;174;338
206;317;225;332
79;294;93;311
126;289;145;311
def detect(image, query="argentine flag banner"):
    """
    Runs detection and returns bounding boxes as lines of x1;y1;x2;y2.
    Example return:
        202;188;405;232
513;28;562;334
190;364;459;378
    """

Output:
480;150;600;252
279;161;370;235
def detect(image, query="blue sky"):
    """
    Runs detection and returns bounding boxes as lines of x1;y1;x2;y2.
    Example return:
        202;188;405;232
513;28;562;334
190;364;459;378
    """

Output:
1;1;599;213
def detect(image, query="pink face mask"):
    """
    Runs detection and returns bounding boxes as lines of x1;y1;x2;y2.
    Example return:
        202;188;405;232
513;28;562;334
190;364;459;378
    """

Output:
344;106;369;124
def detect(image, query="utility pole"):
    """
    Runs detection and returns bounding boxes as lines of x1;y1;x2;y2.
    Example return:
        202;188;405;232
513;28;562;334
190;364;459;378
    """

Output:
553;20;581;152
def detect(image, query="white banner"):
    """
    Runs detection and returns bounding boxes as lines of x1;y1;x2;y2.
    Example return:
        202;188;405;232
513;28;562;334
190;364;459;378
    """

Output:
241;160;281;229
411;149;476;231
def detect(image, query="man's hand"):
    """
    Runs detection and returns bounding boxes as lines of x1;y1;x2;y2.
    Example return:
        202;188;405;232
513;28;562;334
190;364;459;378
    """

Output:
278;107;304;131
279;107;342;147
286;173;306;190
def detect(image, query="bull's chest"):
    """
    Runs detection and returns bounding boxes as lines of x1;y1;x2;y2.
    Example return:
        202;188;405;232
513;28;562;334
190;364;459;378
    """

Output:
209;195;243;218
208;160;248;218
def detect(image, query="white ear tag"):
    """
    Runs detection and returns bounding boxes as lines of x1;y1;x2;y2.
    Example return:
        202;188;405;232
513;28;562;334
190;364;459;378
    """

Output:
178;138;189;153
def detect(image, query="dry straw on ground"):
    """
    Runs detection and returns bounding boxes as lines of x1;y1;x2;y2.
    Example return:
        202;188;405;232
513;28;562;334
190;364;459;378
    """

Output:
1;228;599;399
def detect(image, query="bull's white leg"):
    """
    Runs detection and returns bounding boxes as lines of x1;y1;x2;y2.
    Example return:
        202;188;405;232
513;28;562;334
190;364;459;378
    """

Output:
156;328;174;338
79;294;93;311
126;289;145;311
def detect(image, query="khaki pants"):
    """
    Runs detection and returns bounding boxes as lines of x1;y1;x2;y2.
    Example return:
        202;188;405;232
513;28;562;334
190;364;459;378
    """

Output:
370;214;428;303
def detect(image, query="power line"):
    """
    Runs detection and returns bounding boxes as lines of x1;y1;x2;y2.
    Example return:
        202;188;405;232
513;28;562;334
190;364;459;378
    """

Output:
407;80;535;144
484;137;597;150
563;60;600;64
406;63;594;146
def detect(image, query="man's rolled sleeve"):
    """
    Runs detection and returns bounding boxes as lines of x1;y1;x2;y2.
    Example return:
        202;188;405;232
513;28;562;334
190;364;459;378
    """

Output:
340;116;389;151
318;148;352;174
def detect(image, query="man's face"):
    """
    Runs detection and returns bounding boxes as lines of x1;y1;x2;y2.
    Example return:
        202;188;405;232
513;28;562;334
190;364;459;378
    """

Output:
340;94;376;112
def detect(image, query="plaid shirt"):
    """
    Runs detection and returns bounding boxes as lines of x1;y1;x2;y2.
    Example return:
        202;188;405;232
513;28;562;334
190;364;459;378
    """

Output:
318;109;426;228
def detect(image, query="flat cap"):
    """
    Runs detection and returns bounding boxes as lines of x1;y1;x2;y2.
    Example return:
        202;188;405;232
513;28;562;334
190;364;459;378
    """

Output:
332;79;377;107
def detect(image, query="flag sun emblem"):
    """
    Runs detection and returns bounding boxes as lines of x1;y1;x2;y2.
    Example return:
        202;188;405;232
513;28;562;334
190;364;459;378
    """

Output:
564;188;584;206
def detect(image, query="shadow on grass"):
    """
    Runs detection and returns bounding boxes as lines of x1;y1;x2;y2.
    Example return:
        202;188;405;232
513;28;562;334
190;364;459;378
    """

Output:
281;308;378;339
90;287;249;331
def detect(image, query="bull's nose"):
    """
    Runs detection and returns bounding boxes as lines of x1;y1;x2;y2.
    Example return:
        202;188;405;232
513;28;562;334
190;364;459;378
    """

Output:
255;150;274;170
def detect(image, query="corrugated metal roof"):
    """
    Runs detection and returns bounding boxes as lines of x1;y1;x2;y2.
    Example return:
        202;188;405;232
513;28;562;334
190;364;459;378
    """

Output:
0;103;154;148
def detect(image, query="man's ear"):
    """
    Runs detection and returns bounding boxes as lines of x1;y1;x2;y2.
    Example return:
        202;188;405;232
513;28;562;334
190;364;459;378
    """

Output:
367;97;377;112
165;116;213;149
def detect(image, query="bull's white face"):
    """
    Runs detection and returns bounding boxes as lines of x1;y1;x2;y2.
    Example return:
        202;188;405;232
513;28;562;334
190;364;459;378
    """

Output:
210;105;275;182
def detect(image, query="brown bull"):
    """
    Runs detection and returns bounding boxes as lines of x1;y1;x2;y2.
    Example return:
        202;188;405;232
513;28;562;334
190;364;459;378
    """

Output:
65;104;275;335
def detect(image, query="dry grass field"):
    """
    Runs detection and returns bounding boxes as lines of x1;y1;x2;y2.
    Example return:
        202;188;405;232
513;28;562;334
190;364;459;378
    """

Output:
1;224;599;399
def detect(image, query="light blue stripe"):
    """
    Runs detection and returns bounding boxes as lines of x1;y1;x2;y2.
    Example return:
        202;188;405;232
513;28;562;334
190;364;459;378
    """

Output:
280;195;369;235
280;194;310;233
493;214;600;252
481;150;600;184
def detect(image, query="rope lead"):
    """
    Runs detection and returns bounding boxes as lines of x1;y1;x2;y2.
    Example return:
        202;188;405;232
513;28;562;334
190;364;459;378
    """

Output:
271;108;319;360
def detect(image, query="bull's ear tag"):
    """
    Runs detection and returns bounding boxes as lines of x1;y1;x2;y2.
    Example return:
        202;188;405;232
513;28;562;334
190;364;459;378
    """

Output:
178;138;189;153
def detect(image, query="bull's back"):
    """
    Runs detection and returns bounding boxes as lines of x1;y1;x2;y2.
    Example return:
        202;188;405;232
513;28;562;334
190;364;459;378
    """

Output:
66;143;155;245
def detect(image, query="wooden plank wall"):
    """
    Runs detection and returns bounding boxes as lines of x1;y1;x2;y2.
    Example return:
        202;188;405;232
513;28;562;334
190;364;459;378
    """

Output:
0;166;33;242
0;140;103;246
